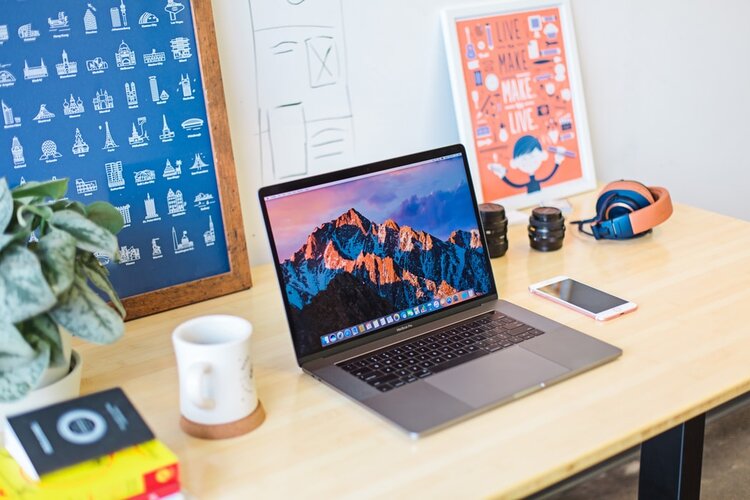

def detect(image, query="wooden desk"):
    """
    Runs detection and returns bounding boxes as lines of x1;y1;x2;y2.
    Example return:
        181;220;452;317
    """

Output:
77;191;750;498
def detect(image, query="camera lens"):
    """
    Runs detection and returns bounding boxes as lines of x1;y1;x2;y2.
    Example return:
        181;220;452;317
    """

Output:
528;207;565;252
479;203;508;258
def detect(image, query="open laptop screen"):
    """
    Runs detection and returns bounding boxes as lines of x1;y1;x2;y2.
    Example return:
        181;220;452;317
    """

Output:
261;148;495;358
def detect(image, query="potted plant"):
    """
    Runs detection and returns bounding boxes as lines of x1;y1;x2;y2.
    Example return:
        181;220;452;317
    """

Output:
0;177;125;415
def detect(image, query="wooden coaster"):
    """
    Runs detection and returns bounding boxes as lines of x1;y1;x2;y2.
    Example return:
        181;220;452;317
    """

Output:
180;401;265;439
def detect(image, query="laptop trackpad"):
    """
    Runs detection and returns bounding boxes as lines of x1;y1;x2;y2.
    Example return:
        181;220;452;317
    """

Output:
425;347;569;408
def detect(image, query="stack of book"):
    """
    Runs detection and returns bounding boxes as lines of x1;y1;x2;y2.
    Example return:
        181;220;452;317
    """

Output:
1;388;181;499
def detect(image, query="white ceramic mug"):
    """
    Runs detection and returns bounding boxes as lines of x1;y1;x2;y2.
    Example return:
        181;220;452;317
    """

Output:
172;315;257;426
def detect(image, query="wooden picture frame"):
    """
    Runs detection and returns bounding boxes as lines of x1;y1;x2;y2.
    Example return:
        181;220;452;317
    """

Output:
0;0;251;320
442;0;596;208
123;0;252;319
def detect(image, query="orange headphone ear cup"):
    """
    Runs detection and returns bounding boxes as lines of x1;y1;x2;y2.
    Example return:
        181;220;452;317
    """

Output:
595;181;653;222
584;182;673;239
600;180;655;204
627;187;673;235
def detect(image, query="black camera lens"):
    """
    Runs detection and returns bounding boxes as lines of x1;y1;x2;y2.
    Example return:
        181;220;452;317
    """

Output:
528;207;565;252
479;203;508;258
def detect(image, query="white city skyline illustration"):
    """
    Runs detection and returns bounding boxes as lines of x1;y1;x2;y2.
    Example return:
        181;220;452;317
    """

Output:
144;49;166;66
18;24;41;42
163;158;182;179
139;12;159;28
167;188;186;216
204;216;215;246
190;153;209;175
134;169;156;185
2;100;21;128
172;226;194;254
11;136;25;168
75;177;98;195
160;114;175;142
115;40;136;69
194;192;215;210
110;0;129;31
116;204;132;226
0;66;15;87
125;81;138;107
128;116;149;147
63;94;85;116
86;57;108;73
101;120;119;151
23;59;48;81
55;50;77;77
179;73;193;99
148;76;169;104
170;37;191;60
165;0;185;23
40;140;62;162
72;128;89;155
93;89;114;112
33;104;55;123
144;193;160;222
120;245;141;265
84;4;98;34
48;11;70;34
105;160;125;189
152;238;162;259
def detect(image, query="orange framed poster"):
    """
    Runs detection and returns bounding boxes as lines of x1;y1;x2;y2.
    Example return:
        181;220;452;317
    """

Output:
442;0;596;208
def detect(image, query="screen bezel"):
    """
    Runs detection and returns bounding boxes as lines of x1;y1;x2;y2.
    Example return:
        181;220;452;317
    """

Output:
258;144;498;365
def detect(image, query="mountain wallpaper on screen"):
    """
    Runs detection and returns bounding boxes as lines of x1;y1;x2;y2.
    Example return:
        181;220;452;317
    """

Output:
281;208;490;355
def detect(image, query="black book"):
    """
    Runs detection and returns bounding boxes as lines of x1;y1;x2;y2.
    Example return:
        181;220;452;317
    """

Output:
4;387;154;480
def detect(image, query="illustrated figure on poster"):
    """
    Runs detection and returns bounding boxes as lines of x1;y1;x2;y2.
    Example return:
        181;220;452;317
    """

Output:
487;135;567;194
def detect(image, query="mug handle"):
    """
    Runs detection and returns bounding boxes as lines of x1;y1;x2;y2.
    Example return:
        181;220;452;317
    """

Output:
187;362;215;409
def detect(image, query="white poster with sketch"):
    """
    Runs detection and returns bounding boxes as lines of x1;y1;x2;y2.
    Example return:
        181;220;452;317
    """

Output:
249;0;354;183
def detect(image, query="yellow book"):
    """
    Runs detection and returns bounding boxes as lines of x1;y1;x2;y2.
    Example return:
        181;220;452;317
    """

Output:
0;440;179;499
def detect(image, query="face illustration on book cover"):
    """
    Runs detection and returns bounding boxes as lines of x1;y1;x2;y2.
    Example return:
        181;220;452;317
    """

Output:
265;157;492;356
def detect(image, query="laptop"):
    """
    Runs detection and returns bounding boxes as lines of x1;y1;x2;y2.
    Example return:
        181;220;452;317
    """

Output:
258;144;621;437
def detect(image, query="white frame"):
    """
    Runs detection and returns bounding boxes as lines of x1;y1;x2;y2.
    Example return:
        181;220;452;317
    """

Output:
441;0;596;208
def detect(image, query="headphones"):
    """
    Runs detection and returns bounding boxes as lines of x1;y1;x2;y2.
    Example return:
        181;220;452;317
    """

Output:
571;181;673;240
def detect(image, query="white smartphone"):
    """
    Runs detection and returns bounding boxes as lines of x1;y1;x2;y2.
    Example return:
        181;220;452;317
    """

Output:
528;276;637;321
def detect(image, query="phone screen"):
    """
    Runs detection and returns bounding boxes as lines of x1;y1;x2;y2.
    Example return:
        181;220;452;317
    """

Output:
537;278;627;314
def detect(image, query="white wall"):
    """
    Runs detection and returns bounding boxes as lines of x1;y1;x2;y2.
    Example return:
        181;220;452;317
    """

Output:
211;0;750;267
573;0;750;221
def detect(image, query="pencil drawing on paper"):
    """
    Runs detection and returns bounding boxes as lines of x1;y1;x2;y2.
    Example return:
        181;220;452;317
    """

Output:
249;0;354;183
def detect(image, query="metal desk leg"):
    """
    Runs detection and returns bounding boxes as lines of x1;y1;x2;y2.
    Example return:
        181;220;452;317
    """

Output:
638;413;706;500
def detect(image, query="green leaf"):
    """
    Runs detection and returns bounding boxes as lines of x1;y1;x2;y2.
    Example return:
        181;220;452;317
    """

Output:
37;229;76;296
86;201;124;235
0;354;34;372
0;344;50;402
17;203;53;224
51;199;86;216
0;234;13;253
10;199;37;232
0;178;11;231
50;278;123;344
0;244;56;323
0;227;32;252
11;178;69;201
0;320;35;358
49;210;118;257
18;314;63;365
79;255;125;318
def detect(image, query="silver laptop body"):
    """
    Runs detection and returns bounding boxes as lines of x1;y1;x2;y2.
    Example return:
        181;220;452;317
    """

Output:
259;145;621;437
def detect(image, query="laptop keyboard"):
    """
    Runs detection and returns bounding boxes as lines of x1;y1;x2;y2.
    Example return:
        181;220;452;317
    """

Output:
337;313;545;393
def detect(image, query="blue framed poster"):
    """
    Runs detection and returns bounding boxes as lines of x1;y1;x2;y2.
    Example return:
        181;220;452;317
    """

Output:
0;0;251;318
